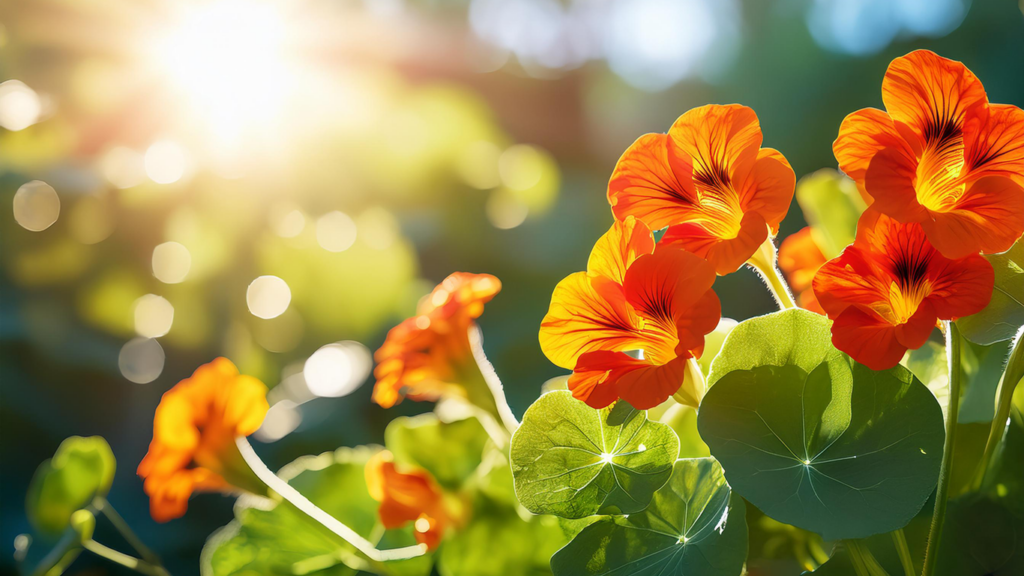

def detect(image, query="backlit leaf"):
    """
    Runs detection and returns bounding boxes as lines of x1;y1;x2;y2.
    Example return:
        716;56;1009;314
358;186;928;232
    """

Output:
510;391;679;518
550;458;747;576
27;436;116;536
957;240;1024;345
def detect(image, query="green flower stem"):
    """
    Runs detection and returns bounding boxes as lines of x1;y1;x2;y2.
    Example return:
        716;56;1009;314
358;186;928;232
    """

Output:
846;541;872;576
466;324;520;438
921;322;963;576
891;529;915;576
970;330;1023;492
94;497;163;568
235;436;427;563
747;235;797;310
82;539;167;576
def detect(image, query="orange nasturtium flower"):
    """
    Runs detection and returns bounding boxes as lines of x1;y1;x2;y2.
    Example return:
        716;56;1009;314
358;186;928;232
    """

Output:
539;216;721;409
372;273;501;408
813;209;994;370
365;451;451;551
607;104;796;275
778;227;827;314
138;358;269;522
834;50;1024;259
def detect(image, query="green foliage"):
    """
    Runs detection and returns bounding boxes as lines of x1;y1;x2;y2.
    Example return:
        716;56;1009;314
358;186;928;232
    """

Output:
202;446;431;576
550;458;747;576
437;495;568;576
933;495;1024;576
793;169;864;259
385;414;489;490
510;391;679;518
957;240;1024;346
699;309;945;540
26;436;115;536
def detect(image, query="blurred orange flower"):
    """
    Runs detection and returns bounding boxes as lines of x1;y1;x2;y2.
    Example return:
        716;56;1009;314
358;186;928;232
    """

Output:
372;273;501;408
137;358;269;522
608;104;795;275
813;209;993;370
834;50;1024;259
778;227;826;314
365;450;450;551
539;217;720;409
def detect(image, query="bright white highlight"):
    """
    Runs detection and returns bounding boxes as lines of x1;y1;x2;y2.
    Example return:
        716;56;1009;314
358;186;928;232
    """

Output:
247;275;292;319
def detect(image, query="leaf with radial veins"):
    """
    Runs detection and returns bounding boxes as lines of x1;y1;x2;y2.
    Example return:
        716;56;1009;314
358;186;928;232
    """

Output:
957;240;1024;346
550;458;747;576
699;309;945;541
510;391;679;518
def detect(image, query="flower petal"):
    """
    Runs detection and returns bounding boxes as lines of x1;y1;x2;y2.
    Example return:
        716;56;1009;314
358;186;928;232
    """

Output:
812;244;890;320
927;254;994;320
539;272;643;370
831;306;908;371
920;176;1024;258
738;147;795;233
894;300;938;350
881;50;987;150
865;147;930;223
660;211;769;275
668;104;763;186
964;103;1024;187
608;133;696;230
833;108;916;199
615;355;690;410
568;350;646;409
587;216;655;285
622;245;717;327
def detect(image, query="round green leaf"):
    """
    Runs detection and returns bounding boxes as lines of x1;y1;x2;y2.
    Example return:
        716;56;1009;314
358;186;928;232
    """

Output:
550;458;747;576
202;446;432;576
510;391;679;518
385;414;489;490
27;436;116;535
957;240;1024;345
699;309;944;541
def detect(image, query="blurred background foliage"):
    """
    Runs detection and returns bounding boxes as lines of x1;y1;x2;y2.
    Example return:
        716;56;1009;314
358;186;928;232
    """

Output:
1;0;1022;573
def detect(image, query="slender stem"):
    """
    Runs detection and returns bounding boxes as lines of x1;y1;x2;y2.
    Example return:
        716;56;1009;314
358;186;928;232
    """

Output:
94;497;164;569
82;540;165;576
235;436;427;563
921;322;962;576
891;529;916;576
971;331;1024;492
466;324;520;436
747;235;797;310
846;541;872;576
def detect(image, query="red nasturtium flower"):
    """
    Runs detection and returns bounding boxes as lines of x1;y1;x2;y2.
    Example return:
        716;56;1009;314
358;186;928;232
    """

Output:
778;227;827;314
813;209;994;370
834;50;1024;259
372;273;501;408
607;104;796;275
138;358;269;522
365;450;451;551
539;216;721;409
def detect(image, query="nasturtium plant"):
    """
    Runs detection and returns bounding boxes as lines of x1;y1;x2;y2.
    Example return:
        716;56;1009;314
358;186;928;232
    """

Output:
933;495;1024;576
957;240;1024;346
550;458;747;576
793;169;864;259
27;436;116;535
698;309;945;540
203;446;432;576
384;414;489;490
510;391;679;518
